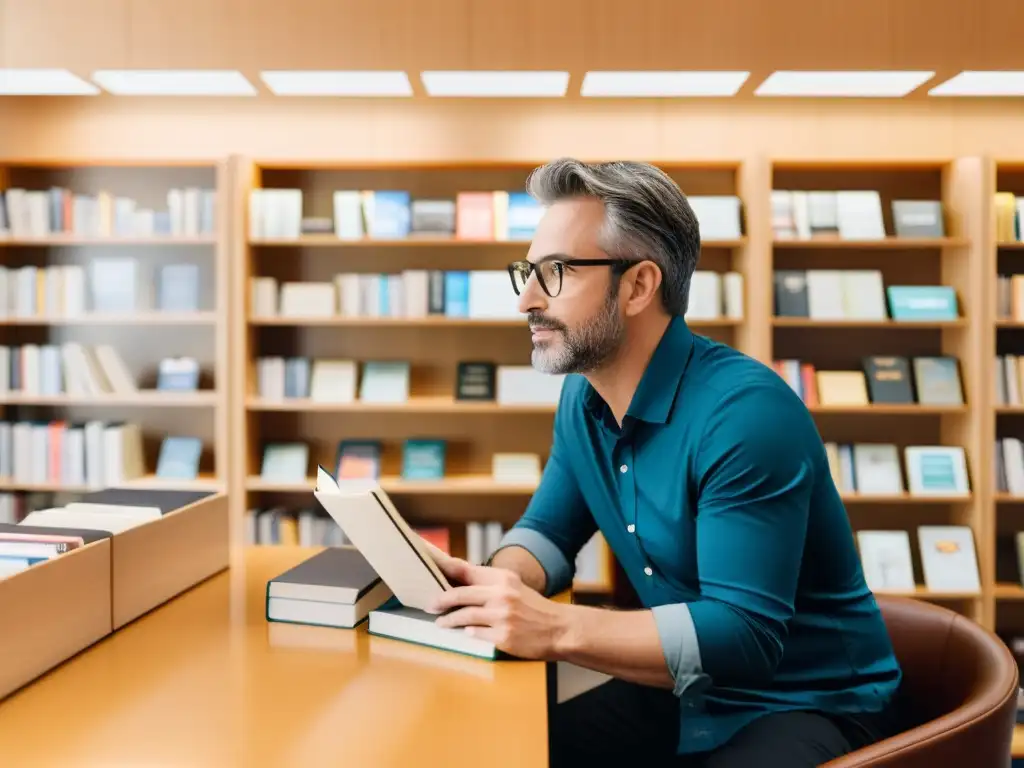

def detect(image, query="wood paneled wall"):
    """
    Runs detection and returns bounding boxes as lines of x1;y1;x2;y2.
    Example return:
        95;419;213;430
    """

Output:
1;98;1024;164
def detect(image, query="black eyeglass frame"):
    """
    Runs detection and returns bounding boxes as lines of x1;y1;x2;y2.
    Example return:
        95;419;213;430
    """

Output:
507;258;639;298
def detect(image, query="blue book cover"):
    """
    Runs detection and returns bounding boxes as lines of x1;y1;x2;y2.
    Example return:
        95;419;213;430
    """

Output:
506;192;544;240
155;436;203;480
369;191;411;238
401;439;446;480
886;285;958;321
444;271;470;316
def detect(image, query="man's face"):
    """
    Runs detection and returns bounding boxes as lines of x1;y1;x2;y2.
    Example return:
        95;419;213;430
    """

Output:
518;198;626;375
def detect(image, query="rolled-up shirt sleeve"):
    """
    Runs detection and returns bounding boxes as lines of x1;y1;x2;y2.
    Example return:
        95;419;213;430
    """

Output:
651;603;710;697
489;384;597;596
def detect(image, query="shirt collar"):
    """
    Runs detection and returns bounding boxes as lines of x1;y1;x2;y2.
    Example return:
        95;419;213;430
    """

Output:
584;315;695;426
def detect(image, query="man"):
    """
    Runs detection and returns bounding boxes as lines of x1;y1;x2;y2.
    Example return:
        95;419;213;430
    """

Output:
424;158;903;766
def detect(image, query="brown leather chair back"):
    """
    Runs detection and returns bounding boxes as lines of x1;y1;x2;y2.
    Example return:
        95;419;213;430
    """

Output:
824;596;1019;767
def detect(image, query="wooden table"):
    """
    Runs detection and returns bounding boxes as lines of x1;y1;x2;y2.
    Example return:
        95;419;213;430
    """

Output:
0;546;550;767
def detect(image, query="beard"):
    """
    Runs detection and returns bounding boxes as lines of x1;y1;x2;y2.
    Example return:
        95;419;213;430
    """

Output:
529;290;626;375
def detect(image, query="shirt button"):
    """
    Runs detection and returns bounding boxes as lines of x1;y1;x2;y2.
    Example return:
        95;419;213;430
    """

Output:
619;464;628;474
627;524;636;533
644;566;653;576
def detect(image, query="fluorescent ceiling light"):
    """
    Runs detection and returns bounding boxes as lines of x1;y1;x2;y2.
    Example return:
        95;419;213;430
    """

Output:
421;70;568;97
929;71;1024;96
0;68;98;96
92;69;257;96
260;70;412;96
581;71;749;97
755;71;934;97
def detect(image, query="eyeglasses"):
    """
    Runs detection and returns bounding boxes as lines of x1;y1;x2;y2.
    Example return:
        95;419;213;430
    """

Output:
507;258;638;298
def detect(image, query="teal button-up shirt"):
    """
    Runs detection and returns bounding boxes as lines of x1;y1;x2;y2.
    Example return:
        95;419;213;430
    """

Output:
496;315;902;755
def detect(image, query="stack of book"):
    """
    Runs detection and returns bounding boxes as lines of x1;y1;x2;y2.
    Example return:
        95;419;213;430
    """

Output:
265;546;393;629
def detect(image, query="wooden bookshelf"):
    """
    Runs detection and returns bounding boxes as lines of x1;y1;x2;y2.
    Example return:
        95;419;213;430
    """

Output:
770;158;993;629
992;160;1024;661
0;159;230;525
229;159;763;596
7;153;1022;627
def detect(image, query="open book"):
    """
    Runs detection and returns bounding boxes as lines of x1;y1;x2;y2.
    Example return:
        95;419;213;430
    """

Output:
313;465;451;611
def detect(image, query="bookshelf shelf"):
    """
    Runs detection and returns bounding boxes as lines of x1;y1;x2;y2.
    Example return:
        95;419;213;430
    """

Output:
0;392;218;407
247;315;740;329
839;493;973;505
0;312;218;326
246;396;556;414
0;236;216;247
0;473;222;494
772;318;966;329
248;235;750;249
808;405;968;415
994;583;1024;600
246;474;537;495
772;236;968;249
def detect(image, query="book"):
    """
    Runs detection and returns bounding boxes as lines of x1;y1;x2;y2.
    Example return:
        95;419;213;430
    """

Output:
863;357;914;403
401;439;446;480
368;600;500;660
313;465;451;611
266;546;394;628
917;525;981;593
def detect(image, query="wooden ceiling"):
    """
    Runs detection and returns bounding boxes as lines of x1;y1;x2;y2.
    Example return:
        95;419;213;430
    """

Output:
1;0;1023;100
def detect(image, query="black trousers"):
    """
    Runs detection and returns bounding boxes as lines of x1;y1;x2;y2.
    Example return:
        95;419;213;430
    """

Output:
550;679;897;768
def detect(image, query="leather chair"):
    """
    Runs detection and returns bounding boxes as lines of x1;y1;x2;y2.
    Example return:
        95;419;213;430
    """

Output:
824;595;1019;767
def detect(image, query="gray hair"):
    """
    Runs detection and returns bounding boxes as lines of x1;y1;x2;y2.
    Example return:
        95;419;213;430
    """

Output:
525;158;701;315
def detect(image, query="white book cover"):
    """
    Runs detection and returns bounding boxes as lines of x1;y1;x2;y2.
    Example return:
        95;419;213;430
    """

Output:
309;360;357;403
840;271;887;319
805;271;846;319
279;282;336;317
723;272;744;318
314;466;451;611
836;191;886;240
905;446;970;496
852;444;903;494
332;191;365;239
856;530;915;592
917;525;981;593
468;270;519;319
687;195;742;240
496;367;565;405
685;271;722;319
1003;438;1024;496
358;361;410;403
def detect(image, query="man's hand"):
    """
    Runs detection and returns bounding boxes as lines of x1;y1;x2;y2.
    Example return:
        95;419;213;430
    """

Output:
426;558;572;660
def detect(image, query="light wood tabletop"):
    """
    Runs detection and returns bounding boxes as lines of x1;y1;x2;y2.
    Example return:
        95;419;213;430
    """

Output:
0;546;550;767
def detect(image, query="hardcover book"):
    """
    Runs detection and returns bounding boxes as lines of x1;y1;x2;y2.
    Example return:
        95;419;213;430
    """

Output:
887;286;958;321
401;439;446;480
313;465;451;611
368;599;500;660
266;546;393;628
863;357;914;403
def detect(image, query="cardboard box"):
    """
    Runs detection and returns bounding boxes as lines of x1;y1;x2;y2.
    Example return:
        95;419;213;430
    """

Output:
105;491;230;629
0;539;112;700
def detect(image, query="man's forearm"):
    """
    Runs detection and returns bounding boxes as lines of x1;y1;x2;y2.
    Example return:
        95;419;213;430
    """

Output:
553;604;674;689
488;545;547;594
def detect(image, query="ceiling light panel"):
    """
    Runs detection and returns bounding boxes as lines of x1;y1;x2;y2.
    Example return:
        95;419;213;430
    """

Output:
581;71;749;97
421;71;569;97
755;71;935;97
929;71;1024;96
260;70;412;96
0;69;99;96
92;70;257;96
